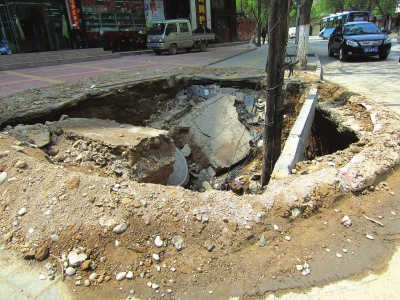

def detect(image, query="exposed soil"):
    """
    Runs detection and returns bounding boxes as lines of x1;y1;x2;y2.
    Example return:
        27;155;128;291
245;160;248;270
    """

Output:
0;66;400;300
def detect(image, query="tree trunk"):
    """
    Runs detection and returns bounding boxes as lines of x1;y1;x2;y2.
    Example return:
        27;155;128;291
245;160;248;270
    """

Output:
296;0;313;69
261;0;291;186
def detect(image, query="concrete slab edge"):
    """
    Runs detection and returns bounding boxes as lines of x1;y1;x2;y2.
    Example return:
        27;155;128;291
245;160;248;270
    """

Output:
271;54;322;179
272;89;318;179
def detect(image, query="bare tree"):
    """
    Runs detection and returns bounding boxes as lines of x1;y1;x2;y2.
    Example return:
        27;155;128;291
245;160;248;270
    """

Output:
261;0;291;186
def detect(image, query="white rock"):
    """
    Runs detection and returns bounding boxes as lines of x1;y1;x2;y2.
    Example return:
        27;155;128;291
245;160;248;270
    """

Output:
66;267;76;276
113;223;129;234
147;282;152;287
116;272;127;281
285;236;291;241
154;236;164;247
336;253;342;258
296;265;303;271
84;279;91;287
89;273;98;280
17;207;27;216
302;268;310;276
341;215;352;227
39;274;46;280
0;172;7;186
68;251;87;267
126;271;134;279
115;240;120;247
155;265;161;272
366;234;374;240
152;253;160;261
151;283;159;289
273;224;279;230
343;249;348;253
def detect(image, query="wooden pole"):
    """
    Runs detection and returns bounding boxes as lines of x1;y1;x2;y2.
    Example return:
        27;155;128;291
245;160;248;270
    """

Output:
261;0;291;186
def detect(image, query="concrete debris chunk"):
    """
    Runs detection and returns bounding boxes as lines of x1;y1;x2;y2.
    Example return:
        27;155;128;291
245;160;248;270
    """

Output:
341;215;352;227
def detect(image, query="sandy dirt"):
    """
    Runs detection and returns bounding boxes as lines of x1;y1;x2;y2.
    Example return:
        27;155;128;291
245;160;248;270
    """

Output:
0;66;400;299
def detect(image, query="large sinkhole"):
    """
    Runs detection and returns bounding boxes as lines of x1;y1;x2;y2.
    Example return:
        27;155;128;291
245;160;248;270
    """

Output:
2;75;359;193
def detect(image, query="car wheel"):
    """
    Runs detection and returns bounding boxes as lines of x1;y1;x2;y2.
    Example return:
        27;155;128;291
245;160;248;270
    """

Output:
169;44;178;55
379;53;389;60
339;47;346;61
199;42;207;52
328;44;334;57
185;47;192;53
153;50;162;55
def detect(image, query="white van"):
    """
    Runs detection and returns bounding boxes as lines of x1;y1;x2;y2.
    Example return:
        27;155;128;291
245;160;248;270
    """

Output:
288;27;296;39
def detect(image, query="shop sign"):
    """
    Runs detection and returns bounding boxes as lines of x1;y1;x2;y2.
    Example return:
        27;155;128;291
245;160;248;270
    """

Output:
144;0;165;27
68;0;80;29
196;0;206;25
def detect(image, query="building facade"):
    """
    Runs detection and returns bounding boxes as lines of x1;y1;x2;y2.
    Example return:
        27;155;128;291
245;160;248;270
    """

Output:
0;0;236;54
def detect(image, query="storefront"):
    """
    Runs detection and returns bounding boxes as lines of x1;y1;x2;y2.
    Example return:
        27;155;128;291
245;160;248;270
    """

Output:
0;0;71;53
0;0;235;53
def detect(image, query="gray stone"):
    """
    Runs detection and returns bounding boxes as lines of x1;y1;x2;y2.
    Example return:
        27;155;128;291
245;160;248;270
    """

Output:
180;144;191;157
204;240;215;252
66;267;76;276
186;85;202;98
171;235;185;251
259;235;266;247
113;223;129;234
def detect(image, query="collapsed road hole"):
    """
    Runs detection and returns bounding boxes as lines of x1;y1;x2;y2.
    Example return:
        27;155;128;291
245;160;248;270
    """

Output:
304;107;359;161
1;75;359;193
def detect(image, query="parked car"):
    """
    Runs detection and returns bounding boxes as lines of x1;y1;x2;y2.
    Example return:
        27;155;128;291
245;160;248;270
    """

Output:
288;27;296;39
147;19;215;55
328;21;391;61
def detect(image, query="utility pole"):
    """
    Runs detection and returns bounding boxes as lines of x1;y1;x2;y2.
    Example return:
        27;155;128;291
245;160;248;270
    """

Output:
257;0;261;47
295;0;300;45
261;0;291;186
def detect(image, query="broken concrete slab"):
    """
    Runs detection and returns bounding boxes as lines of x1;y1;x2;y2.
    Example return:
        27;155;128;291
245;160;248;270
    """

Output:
51;118;176;184
179;94;252;172
7;124;50;148
244;96;255;115
235;92;245;102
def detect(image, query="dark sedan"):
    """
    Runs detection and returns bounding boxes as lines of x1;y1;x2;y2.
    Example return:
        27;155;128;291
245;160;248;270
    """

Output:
328;21;391;61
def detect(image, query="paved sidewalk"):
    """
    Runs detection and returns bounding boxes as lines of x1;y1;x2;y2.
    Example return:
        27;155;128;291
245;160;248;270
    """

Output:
0;249;72;300
0;44;253;97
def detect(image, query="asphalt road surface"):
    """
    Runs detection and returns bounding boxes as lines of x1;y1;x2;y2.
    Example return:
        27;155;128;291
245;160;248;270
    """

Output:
211;37;400;117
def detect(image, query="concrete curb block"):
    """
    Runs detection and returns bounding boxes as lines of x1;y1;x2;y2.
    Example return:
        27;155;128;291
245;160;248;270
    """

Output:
272;89;318;179
271;53;323;179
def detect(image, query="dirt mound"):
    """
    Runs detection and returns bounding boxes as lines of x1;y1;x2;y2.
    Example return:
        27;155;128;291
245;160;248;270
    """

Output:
1;67;400;299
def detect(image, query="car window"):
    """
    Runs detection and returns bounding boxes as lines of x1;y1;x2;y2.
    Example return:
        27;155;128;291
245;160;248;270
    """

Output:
344;23;381;35
148;23;166;35
166;24;177;35
179;23;189;33
332;26;342;35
